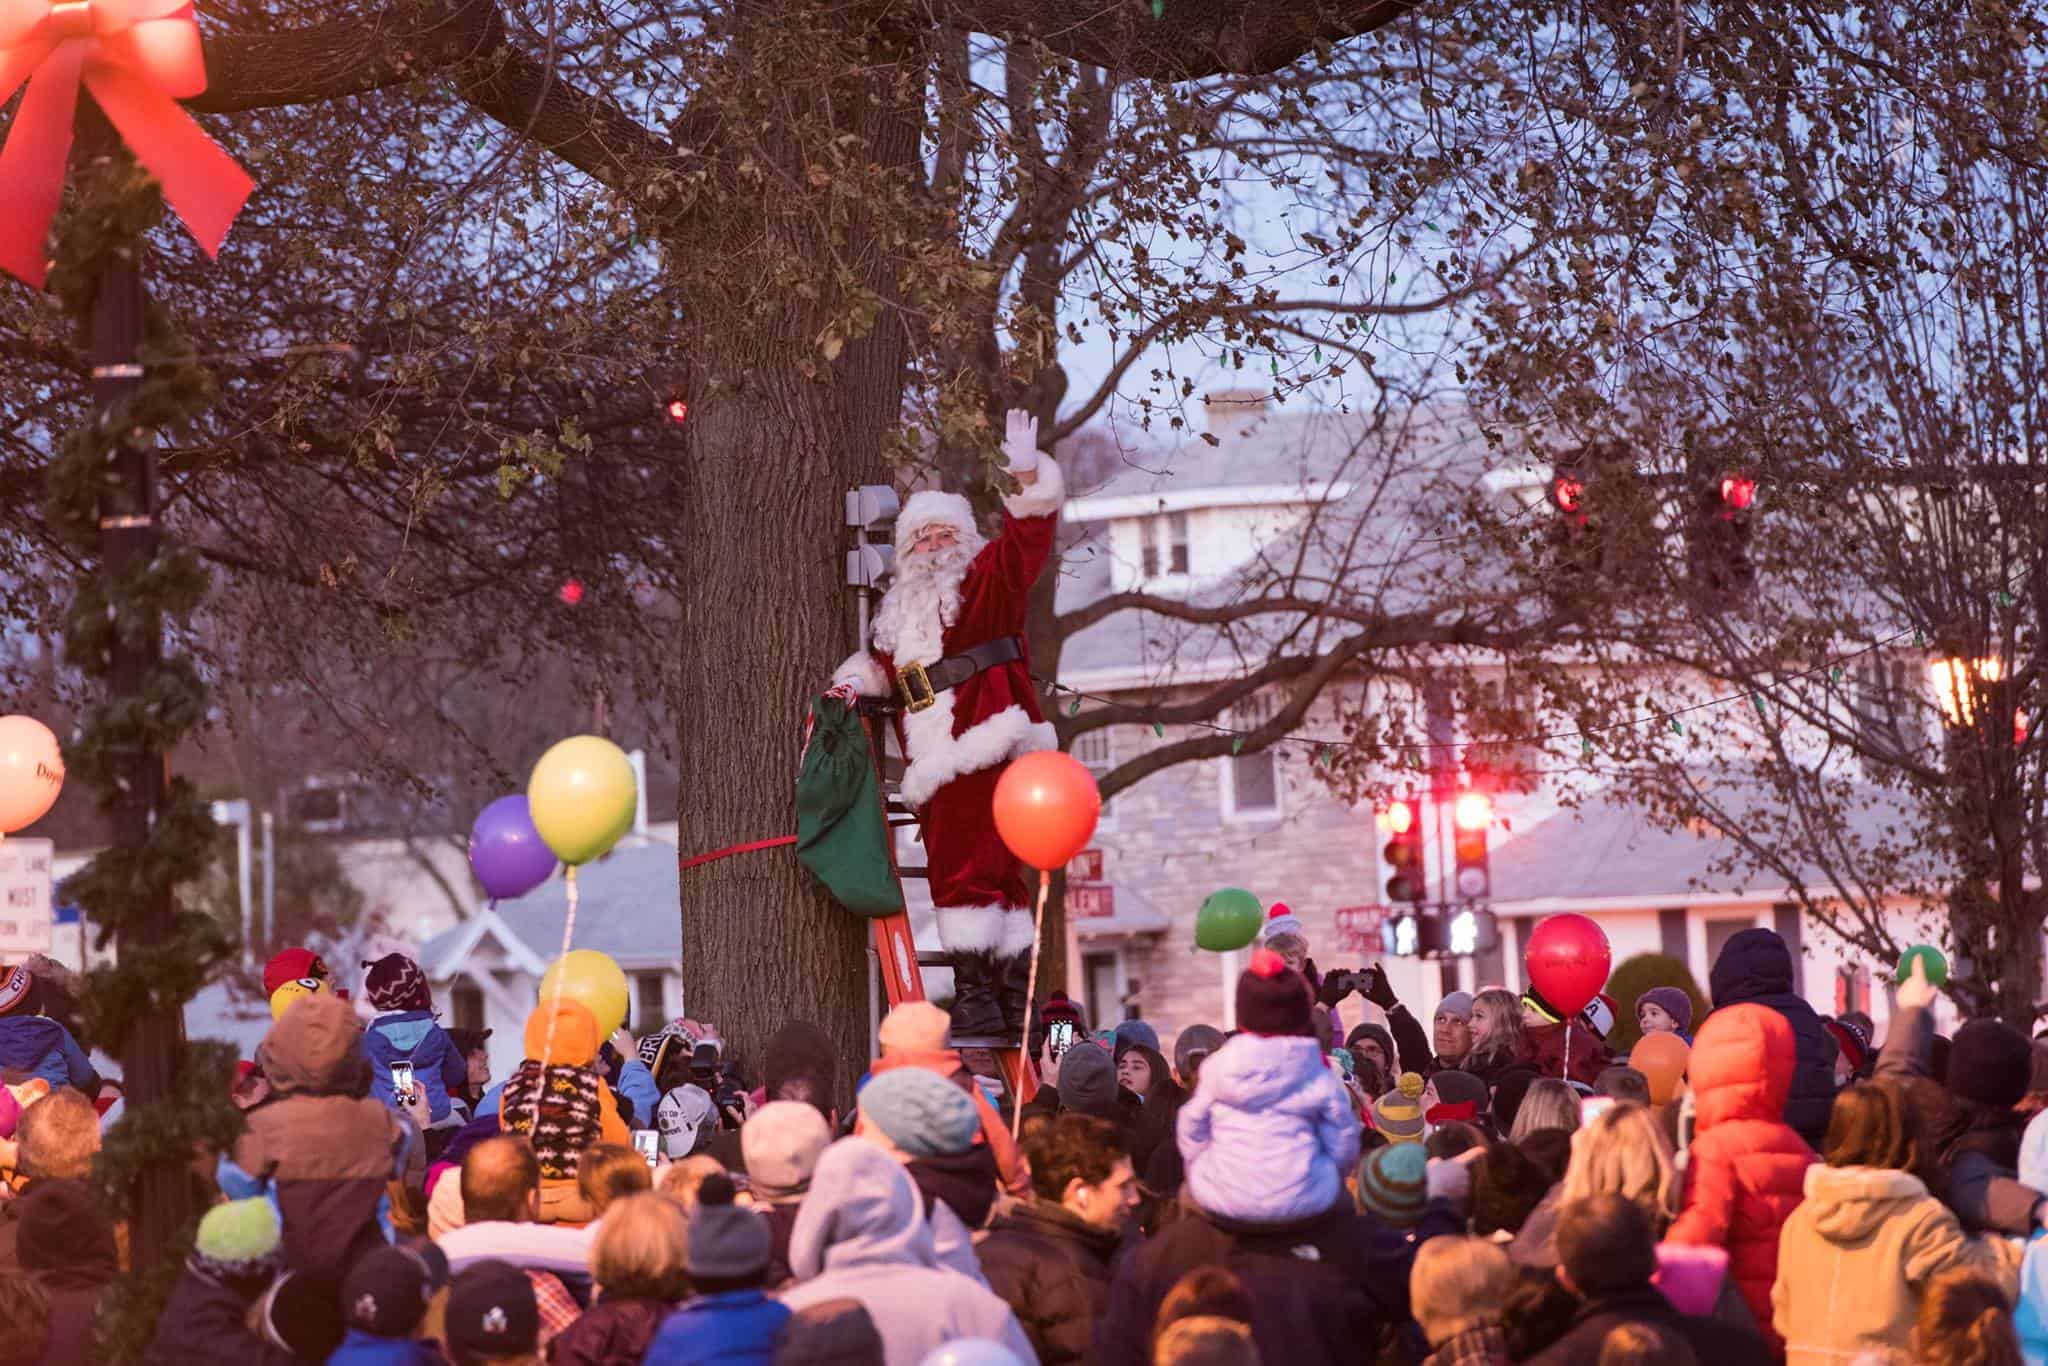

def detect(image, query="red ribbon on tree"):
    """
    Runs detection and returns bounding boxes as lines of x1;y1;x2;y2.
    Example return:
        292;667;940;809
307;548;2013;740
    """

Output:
0;0;252;287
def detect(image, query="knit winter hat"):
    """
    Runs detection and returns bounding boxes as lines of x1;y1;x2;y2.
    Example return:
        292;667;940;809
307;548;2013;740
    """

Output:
1041;993;1086;1031
1345;1022;1396;1067
1173;1024;1226;1080
857;1067;978;1157
1430;1070;1489;1113
260;1271;346;1361
657;1083;717;1159
193;1197;283;1281
362;953;431;1012
343;1244;448;1338
1823;1017;1872;1075
523;998;601;1065
743;1100;833;1199
1373;1087;1426;1143
445;1259;539;1358
1434;991;1475;1022
1236;949;1313;1037
1950;1018;2033;1109
262;948;327;998
686;1173;773;1280
1636;987;1694;1034
1114;1019;1162;1055
1357;1143;1428;1226
1259;902;1305;942
0;965;33;1016
1056;1040;1119;1118
1521;983;1564;1024
877;1001;951;1055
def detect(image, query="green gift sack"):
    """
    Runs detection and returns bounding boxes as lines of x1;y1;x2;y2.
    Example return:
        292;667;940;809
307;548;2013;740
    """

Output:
796;695;904;918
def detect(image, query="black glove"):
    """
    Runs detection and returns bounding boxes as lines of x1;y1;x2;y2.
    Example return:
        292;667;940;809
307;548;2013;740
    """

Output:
1362;963;1398;1010
1314;963;1352;1008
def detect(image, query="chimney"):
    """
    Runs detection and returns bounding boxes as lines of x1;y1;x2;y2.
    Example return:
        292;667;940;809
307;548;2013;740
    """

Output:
1202;389;1271;430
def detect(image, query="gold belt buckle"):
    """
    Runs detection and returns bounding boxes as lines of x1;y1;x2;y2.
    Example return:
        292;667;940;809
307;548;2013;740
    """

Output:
897;661;937;713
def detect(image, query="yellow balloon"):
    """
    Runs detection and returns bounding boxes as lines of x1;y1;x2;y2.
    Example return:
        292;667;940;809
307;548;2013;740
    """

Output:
538;950;629;1039
269;976;326;1021
528;735;637;865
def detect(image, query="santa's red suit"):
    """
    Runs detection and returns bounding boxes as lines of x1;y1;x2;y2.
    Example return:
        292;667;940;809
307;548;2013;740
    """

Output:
834;427;1063;1033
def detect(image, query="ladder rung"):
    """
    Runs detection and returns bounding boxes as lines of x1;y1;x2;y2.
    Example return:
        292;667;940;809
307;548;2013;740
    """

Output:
914;951;948;967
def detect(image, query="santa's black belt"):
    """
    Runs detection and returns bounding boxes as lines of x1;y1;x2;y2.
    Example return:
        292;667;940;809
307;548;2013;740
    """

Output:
857;636;1024;716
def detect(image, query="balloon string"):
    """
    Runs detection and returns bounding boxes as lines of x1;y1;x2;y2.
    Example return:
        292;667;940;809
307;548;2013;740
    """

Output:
1563;1019;1571;1082
530;865;580;1136
1012;869;1050;1138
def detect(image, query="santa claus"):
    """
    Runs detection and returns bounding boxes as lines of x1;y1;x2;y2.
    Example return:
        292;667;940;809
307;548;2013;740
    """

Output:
831;410;1063;1037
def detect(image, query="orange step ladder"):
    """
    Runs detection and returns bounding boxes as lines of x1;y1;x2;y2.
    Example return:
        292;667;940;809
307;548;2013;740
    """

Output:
862;711;1038;1110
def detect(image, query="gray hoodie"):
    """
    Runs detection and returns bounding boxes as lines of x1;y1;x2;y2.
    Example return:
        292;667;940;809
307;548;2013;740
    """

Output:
778;1138;1039;1366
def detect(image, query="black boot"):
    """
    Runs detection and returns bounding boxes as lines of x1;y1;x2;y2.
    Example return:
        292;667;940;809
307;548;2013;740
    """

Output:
947;951;1005;1040
997;951;1033;1038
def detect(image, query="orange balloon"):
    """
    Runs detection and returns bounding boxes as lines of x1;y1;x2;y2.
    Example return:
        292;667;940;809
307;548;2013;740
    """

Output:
1631;1031;1691;1106
992;750;1102;870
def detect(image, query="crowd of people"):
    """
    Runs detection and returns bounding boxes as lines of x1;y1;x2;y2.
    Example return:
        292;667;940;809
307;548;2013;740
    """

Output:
5;920;2048;1365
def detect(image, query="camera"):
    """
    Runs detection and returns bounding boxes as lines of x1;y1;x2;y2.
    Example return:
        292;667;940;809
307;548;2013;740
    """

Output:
690;1042;750;1128
1323;966;1383;1000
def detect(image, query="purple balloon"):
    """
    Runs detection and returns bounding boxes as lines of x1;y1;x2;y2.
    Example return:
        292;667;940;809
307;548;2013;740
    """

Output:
469;795;558;901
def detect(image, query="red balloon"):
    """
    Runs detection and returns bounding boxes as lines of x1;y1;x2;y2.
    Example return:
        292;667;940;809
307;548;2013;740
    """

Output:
993;751;1102;871
1524;913;1612;1017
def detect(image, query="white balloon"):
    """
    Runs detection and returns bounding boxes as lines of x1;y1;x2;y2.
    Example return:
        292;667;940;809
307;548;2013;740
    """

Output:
917;1342;1026;1366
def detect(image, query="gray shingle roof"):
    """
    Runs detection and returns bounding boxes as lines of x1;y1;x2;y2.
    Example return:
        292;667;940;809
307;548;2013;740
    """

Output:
419;840;681;972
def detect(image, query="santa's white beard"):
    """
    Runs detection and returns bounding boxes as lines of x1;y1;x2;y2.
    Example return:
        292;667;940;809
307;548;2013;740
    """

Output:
873;540;976;663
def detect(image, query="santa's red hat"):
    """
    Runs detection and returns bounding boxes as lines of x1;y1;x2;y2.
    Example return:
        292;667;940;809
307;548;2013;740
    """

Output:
892;491;984;559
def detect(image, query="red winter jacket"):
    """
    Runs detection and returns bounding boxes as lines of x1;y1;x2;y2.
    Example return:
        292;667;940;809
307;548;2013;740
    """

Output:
1520;1020;1611;1088
1665;1003;1816;1356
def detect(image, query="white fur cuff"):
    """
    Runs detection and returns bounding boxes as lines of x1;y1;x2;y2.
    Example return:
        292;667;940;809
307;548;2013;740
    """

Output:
1002;454;1064;520
936;903;1035;954
832;651;890;698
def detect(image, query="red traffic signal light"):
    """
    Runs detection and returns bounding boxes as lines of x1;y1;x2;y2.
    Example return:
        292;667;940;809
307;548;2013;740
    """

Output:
1550;475;1586;518
1382;798;1426;906
666;398;689;424
1452;790;1492;832
1452;789;1491;901
558;578;586;606
1719;473;1756;514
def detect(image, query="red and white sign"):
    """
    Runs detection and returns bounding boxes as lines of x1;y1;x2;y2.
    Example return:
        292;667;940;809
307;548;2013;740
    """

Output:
1069;884;1115;919
1068;848;1104;882
1334;904;1388;955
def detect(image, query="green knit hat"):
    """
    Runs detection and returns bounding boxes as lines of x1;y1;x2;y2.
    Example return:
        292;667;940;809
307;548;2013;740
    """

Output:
1357;1143;1428;1227
193;1197;283;1280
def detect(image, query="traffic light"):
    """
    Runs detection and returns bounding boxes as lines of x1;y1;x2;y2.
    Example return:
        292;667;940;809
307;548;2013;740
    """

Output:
1383;798;1426;905
1691;469;1757;600
1451;790;1491;901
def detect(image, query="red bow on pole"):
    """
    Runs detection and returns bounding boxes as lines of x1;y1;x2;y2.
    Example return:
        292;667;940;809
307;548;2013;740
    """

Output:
0;0;252;288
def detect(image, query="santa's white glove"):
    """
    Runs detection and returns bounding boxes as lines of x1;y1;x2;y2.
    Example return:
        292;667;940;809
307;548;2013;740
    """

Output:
1002;409;1040;473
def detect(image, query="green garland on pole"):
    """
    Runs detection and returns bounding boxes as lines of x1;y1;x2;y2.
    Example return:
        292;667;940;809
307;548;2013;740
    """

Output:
39;155;244;1364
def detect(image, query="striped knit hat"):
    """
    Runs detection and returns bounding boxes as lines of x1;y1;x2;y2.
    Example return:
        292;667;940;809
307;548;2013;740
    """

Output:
363;953;431;1013
1356;1143;1428;1226
1373;1086;1426;1143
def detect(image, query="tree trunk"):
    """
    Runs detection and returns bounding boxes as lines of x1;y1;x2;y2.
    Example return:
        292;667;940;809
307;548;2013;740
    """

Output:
90;256;198;1265
675;5;920;1075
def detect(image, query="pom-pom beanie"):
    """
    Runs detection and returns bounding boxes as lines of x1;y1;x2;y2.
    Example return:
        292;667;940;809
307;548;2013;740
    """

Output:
1236;949;1313;1037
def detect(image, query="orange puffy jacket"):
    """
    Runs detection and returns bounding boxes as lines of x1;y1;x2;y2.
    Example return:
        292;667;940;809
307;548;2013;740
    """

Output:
1665;1003;1817;1355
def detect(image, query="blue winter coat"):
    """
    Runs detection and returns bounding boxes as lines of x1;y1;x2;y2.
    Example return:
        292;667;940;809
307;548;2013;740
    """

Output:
363;1010;468;1121
0;1015;98;1092
327;1328;449;1364
1708;928;1837;1150
1177;1032;1360;1223
642;1290;791;1366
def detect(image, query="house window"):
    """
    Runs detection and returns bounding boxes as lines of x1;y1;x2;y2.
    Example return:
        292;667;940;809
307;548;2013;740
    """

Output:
451;983;484;1033
1704;916;1757;974
1168;512;1191;573
634;972;667;1034
1081;950;1121;1031
1140;521;1160;579
1222;698;1282;821
1071;729;1117;826
1851;657;1914;768
1138;514;1191;580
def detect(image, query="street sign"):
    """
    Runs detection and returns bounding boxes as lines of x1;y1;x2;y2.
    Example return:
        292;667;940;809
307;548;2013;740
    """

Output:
0;838;55;956
1335;904;1388;955
1069;884;1115;919
1069;848;1105;883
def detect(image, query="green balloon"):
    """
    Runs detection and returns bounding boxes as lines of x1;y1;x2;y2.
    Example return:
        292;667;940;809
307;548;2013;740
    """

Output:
1895;944;1948;987
1195;887;1264;952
